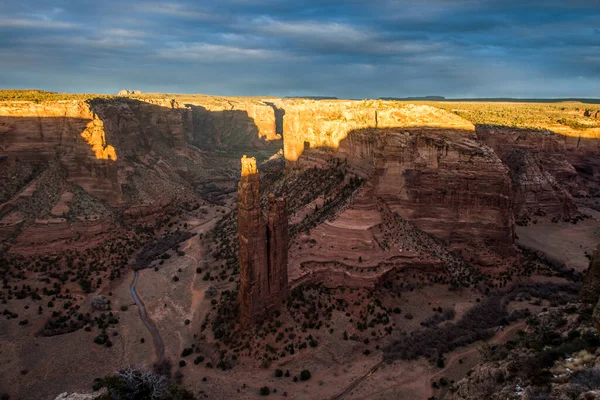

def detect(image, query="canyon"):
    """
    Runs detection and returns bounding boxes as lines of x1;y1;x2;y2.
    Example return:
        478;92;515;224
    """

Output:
0;93;599;400
0;96;279;254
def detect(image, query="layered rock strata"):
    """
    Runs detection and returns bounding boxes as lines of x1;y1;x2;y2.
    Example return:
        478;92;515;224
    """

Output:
581;245;600;304
186;98;278;147
280;100;474;162
237;156;288;326
280;100;515;252
339;126;514;252
477;125;579;218
0;97;279;253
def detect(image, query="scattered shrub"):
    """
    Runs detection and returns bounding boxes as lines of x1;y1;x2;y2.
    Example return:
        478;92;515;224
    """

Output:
260;386;270;396
300;370;311;381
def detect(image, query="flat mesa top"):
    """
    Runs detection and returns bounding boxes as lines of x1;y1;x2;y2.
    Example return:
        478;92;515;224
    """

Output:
240;155;257;176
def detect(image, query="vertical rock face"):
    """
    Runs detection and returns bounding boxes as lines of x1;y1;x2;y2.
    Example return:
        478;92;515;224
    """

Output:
581;245;600;304
0;100;122;204
280;100;515;253
0;96;279;209
237;156;288;326
281;100;474;162
267;194;289;299
338;127;515;253
185;99;278;148
476;126;579;219
238;155;268;325
582;245;600;335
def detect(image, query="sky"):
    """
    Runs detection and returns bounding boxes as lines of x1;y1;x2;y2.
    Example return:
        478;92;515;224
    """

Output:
0;0;599;98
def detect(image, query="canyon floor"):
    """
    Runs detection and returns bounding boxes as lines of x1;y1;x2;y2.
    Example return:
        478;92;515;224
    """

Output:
1;191;593;400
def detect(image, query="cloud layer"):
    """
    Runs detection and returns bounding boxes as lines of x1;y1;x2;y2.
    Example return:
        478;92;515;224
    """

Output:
0;0;598;97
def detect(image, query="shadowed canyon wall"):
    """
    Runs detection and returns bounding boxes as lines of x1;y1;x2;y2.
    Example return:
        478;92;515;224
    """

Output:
279;100;474;162
0;97;276;253
0;98;277;207
581;244;600;304
184;98;277;148
477;126;577;219
2;96;598;258
0;102;120;205
477;125;600;219
338;127;515;252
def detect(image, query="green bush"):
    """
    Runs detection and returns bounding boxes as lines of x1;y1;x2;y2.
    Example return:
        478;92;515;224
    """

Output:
259;386;270;396
194;356;205;365
300;370;311;381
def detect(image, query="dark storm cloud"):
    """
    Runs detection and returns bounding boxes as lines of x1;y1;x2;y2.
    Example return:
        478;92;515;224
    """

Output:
0;0;599;97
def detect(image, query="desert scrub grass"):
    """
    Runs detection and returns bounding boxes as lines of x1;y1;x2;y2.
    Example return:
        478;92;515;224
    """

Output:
0;89;113;102
425;101;600;131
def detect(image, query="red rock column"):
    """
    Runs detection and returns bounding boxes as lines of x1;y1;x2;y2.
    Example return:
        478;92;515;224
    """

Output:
237;156;268;325
267;194;289;305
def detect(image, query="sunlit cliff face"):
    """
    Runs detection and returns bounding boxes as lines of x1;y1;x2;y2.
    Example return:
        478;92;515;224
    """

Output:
81;119;117;161
281;101;476;162
0;101;118;162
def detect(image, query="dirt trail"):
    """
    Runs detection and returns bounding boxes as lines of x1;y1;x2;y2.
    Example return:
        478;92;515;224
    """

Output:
184;253;205;316
130;271;165;363
329;360;384;400
128;209;222;365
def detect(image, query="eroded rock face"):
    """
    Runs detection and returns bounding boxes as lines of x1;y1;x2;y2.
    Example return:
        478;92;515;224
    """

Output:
237;156;288;326
185;97;277;147
280;100;474;162
582;245;600;304
337;126;515;253
280;100;514;253
477;125;579;219
0;96;278;254
0;97;277;204
0;100;121;205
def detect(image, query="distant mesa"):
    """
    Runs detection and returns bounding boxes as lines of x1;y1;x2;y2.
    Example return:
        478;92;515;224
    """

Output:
379;96;446;100
117;89;142;96
284;96;338;100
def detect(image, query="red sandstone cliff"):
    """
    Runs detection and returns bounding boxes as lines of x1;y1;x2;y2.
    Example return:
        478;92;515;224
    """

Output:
280;100;474;162
339;127;514;252
0;96;277;253
280;100;515;252
476;125;583;219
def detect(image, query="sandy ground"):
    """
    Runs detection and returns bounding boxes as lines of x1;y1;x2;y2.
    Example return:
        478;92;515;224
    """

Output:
516;209;600;271
156;282;484;400
1;194;593;399
0;277;153;400
336;320;525;400
133;203;228;365
0;203;226;400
